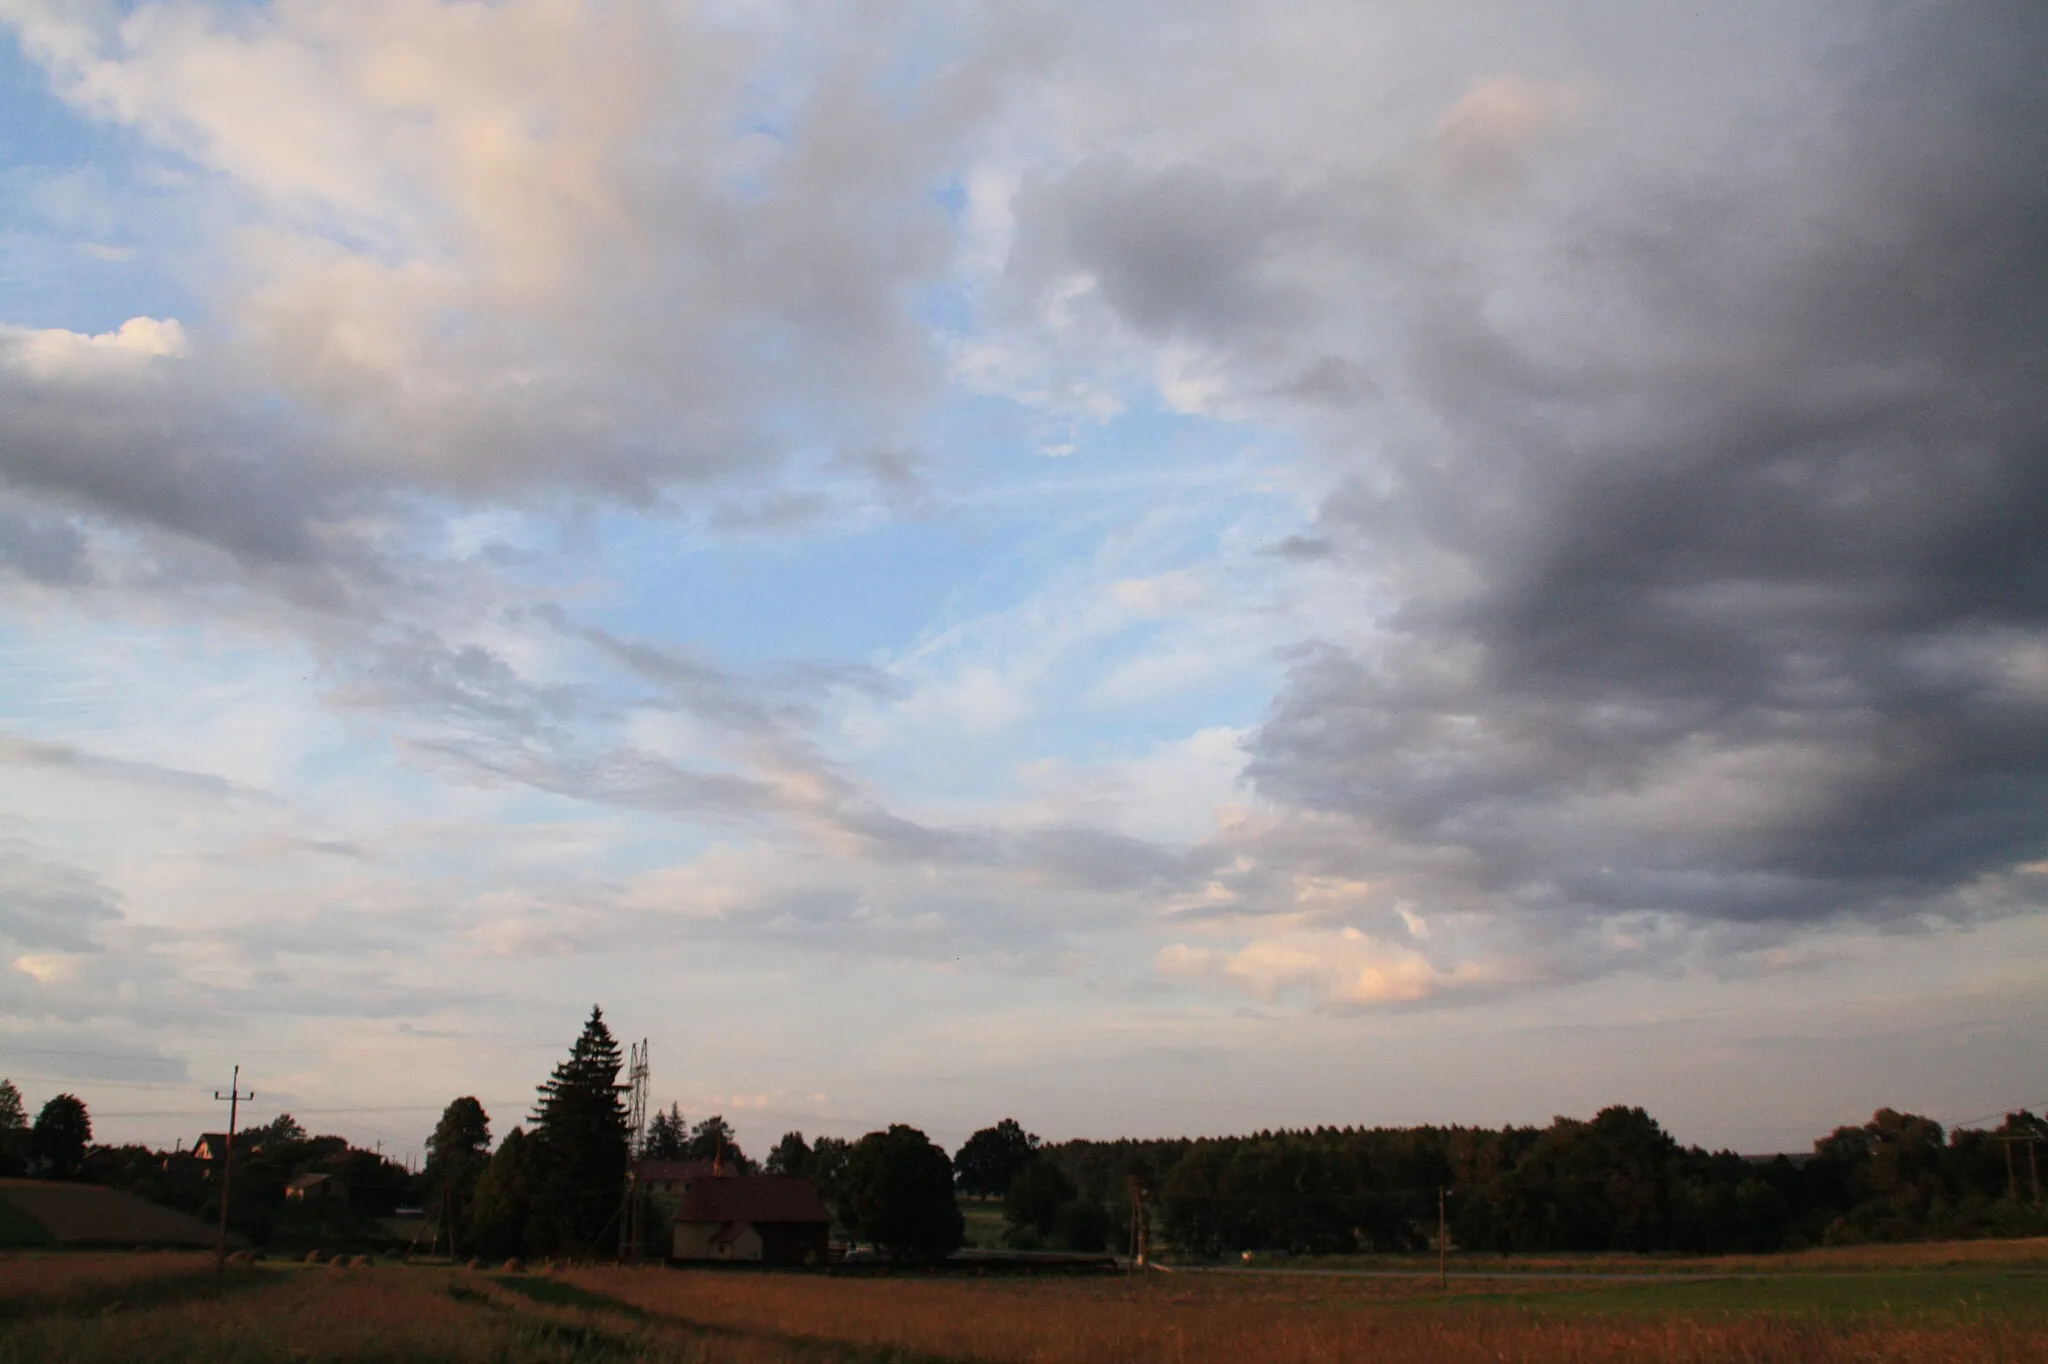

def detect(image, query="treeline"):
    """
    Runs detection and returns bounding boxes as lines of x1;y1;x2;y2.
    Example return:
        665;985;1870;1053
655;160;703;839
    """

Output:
1032;1106;2048;1257
456;1011;964;1264
18;1019;2047;1263
39;1107;417;1250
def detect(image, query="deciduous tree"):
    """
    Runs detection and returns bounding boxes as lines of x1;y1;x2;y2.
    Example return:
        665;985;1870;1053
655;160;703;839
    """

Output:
0;1080;25;1176
839;1124;962;1265
685;1114;753;1171
30;1094;90;1179
1005;1157;1075;1239
954;1118;1039;1198
765;1131;813;1179
425;1097;492;1251
468;1126;536;1258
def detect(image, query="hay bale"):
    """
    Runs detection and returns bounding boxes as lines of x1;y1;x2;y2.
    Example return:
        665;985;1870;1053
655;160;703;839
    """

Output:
466;1257;484;1270
304;1250;326;1264
500;1257;523;1273
349;1254;371;1268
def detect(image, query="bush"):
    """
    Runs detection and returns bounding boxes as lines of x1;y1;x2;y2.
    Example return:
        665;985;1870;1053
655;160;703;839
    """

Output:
1054;1199;1111;1252
1005;1159;1076;1238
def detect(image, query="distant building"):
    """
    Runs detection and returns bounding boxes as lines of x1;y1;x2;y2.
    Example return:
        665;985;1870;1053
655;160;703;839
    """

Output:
632;1159;725;1227
285;1172;347;1206
670;1175;831;1266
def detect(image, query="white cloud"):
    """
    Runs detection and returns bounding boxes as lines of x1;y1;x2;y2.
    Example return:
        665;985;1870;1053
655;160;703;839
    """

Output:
1158;926;1490;1007
6;315;187;375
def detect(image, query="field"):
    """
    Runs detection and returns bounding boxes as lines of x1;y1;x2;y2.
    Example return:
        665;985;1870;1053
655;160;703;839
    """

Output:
1;1240;2043;1363
0;1179;221;1249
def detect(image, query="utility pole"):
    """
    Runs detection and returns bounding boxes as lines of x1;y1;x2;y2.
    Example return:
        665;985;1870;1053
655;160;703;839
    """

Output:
1990;1130;2039;1204
213;1066;253;1278
1126;1175;1149;1271
1437;1187;1448;1293
1996;1135;2044;1209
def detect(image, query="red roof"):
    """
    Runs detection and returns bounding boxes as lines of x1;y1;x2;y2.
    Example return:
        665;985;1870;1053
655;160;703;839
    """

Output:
674;1176;830;1226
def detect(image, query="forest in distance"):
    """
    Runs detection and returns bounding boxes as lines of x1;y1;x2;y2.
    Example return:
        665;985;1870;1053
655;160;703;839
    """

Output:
13;1007;2047;1263
1028;1103;2048;1258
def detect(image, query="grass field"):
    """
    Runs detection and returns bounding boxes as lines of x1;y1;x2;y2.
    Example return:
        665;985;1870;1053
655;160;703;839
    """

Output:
0;1241;2042;1362
0;1178;221;1248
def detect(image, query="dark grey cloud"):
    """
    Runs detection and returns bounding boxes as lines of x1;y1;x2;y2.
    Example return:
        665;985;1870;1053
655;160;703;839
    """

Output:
0;327;370;579
1009;156;1310;343
1227;3;2048;929
0;845;121;952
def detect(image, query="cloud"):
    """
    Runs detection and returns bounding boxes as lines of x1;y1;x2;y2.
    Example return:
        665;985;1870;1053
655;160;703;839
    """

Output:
1428;75;1583;191
991;6;2048;942
1233;7;2048;935
1158;926;1490;1007
3;0;2044;1069
0;0;1027;599
0;845;121;953
0;731;265;800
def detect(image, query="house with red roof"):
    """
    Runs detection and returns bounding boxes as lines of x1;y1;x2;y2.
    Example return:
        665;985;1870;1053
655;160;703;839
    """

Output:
670;1174;831;1265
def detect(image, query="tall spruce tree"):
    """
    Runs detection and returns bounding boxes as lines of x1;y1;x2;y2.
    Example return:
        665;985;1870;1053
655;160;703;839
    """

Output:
529;1006;630;1255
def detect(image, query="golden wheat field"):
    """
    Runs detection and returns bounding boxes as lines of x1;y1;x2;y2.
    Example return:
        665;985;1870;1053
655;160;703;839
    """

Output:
1;1244;2043;1363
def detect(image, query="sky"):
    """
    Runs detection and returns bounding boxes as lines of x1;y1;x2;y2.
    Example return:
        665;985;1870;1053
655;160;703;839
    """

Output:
1;0;2044;1168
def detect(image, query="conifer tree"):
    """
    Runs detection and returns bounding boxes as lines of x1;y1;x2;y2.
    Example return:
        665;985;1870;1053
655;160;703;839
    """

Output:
643;1103;687;1160
529;1006;629;1254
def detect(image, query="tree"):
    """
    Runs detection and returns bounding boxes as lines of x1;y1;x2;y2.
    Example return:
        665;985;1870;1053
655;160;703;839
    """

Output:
955;1118;1039;1198
1492;1107;1681;1252
686;1114;753;1171
1004;1157;1076;1240
1054;1198;1112;1252
839;1124;962;1265
643;1104;687;1160
0;1081;25;1176
529;1005;630;1255
425;1097;492;1252
766;1131;813;1179
30;1094;90;1178
245;1113;306;1149
468;1126;537;1259
810;1136;851;1203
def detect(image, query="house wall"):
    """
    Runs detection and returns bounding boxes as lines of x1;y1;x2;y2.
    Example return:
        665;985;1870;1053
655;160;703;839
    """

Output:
672;1221;764;1262
755;1222;830;1267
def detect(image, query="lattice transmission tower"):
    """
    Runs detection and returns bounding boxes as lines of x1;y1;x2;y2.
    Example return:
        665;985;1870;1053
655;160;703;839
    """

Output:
619;1039;650;1261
